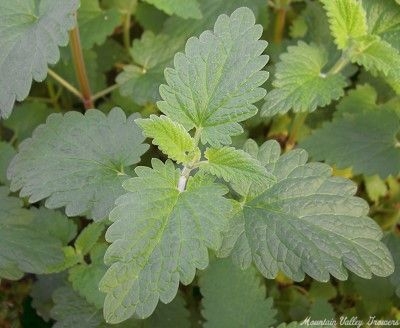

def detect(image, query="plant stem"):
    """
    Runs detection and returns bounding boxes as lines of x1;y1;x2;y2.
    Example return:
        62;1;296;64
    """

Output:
46;79;61;111
123;0;137;50
327;54;350;75
91;84;119;102
47;69;83;99
273;7;287;44
69;19;94;109
286;111;308;151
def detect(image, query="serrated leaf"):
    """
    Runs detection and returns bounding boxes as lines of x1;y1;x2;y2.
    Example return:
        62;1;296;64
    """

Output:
300;107;400;178
0;187;76;280
100;159;231;323
201;147;274;187
261;42;346;116
8;108;149;220
0;142;15;185
117;32;183;105
3;102;53;142
219;140;394;282
158;7;269;146
143;0;202;19
136;115;197;164
78;0;121;49
75;222;106;256
199;258;276;328
321;0;367;49
69;244;108;309
384;232;400;297
0;0;79;118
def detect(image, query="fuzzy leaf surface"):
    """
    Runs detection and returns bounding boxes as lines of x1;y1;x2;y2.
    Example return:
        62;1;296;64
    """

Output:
0;0;78;118
136;115;196;164
321;0;367;49
199;258;276;328
143;0;202;19
219;140;394;282
262;42;346;116
0;187;76;280
201;147;274;187
8;108;149;220
0;142;15;185
158;7;269;146
100;159;231;323
300;88;400;177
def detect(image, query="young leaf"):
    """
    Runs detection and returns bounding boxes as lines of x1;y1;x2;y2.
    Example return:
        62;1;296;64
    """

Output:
0;187;77;280
384;232;400;297
158;7;269;146
321;0;367;49
0;0;79;118
219;140;394;282
7;108;149;220
136;115;197;164
300;102;400;178
199;258;276;328
0;142;15;185
200;147;275;187
261;42;347;116
100;159;231;323
75;222;105;256
143;0;202;19
77;0;121;49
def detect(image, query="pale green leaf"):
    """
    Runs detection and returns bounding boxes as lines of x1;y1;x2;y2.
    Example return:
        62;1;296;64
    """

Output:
364;175;388;203
384;232;400;297
201;147;275;187
8;108;149;220
219;140;394;282
199;258;276;328
3;102;53;142
321;0;367;49
261;42;346;116
75;222;106;255
143;0;202;19
69;244;108;309
0;0;79;118
78;0;121;49
362;0;400;51
0;142;15;185
300;104;400;178
100;159;231;323
0;187;77;280
158;7;269;146
136;115;197;164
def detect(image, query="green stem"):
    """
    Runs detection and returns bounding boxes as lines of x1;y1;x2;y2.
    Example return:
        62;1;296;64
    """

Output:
47;79;61;111
69;18;94;109
47;69;83;99
327;54;350;75
123;0;137;50
91;84;119;102
286;112;308;151
273;7;287;44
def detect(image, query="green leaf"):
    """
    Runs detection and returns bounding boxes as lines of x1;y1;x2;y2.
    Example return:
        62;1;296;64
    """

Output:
201;147;275;187
0;0;79;118
8;108;149;220
69;244;108;309
136;115;197;164
261;42;347;116
3;102;53;142
321;0;367;49
199;258;276;328
143;0;202;19
300;105;400;178
0;142;15;185
0;187;77;280
384;232;400;297
75;222;106;256
100;159;231;323
364;175;388;203
158;7;269;146
219;140;394;282
309;298;335;322
77;0;121;49
117;31;183;105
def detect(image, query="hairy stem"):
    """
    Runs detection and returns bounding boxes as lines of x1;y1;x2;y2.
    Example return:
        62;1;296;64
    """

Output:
327;54;350;75
48;69;83;99
286;111;308;151
273;7;287;44
69;16;94;109
91;84;119;102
